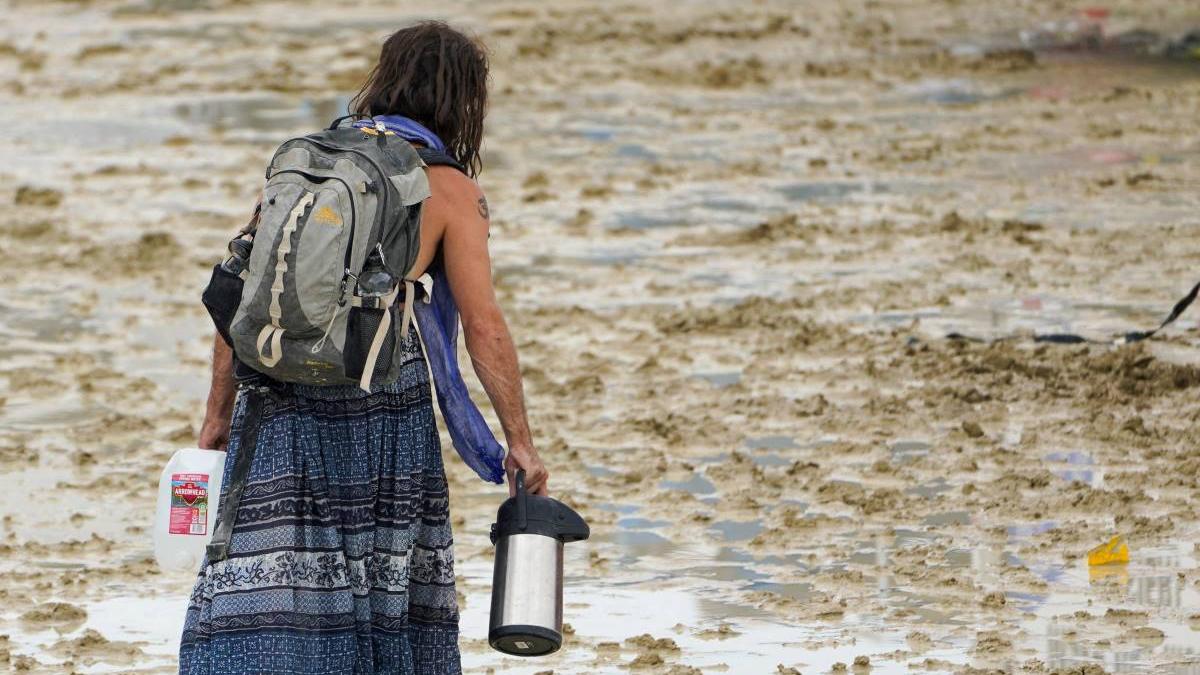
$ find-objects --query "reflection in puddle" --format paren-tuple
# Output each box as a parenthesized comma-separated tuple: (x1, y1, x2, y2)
(1044, 450, 1102, 485)
(85, 594, 186, 659)
(0, 303, 88, 343)
(571, 494, 1200, 670)
(585, 464, 620, 478)
(685, 563, 769, 584)
(5, 594, 185, 673)
(1007, 520, 1059, 539)
(1046, 449, 1094, 458)
(660, 473, 716, 496)
(458, 582, 922, 674)
(695, 451, 729, 465)
(616, 517, 669, 530)
(614, 212, 682, 229)
(555, 249, 647, 267)
(708, 520, 762, 542)
(893, 528, 941, 546)
(944, 548, 974, 567)
(923, 510, 972, 527)
(890, 439, 932, 463)
(402, 498, 1200, 672)
(898, 77, 1021, 105)
(858, 308, 944, 327)
(613, 143, 657, 161)
(748, 580, 817, 602)
(744, 434, 798, 450)
(32, 560, 89, 571)
(1024, 543, 1200, 674)
(603, 530, 676, 559)
(908, 477, 953, 499)
(777, 180, 886, 202)
(715, 547, 756, 564)
(692, 370, 741, 388)
(575, 126, 615, 142)
(595, 502, 640, 515)
(0, 396, 108, 431)
(701, 196, 758, 211)
(749, 452, 791, 468)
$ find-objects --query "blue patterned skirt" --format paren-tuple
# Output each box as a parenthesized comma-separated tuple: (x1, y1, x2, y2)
(180, 336, 461, 675)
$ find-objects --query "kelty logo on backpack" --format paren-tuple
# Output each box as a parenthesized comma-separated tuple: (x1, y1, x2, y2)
(313, 205, 343, 227)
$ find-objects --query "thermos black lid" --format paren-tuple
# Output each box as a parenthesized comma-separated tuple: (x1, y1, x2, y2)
(491, 470, 590, 544)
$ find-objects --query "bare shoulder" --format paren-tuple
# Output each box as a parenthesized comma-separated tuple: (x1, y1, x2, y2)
(424, 165, 489, 225)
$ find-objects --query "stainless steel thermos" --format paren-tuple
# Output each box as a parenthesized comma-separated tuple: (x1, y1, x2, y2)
(488, 469, 590, 656)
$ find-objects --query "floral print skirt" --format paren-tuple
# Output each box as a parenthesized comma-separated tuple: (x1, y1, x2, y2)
(179, 340, 460, 675)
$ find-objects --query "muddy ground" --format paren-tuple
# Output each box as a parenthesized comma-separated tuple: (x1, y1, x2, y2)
(1, 0, 1199, 673)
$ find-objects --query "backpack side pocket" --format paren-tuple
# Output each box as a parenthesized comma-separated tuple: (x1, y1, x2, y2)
(202, 263, 244, 348)
(344, 302, 395, 386)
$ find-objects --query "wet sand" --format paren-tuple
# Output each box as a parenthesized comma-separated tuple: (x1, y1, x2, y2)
(2, 0, 1200, 673)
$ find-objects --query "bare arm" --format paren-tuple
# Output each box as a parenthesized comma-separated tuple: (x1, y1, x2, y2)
(436, 172, 548, 495)
(198, 332, 237, 450)
(198, 194, 260, 451)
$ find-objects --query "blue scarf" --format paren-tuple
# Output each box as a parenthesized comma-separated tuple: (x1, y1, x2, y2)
(351, 115, 505, 484)
(353, 114, 447, 154)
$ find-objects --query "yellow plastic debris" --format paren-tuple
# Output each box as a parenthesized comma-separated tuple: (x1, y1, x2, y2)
(1087, 535, 1130, 566)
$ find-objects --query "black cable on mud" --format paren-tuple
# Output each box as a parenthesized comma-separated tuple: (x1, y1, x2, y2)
(945, 278, 1200, 346)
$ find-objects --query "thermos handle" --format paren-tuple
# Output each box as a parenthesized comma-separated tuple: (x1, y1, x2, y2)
(515, 469, 528, 531)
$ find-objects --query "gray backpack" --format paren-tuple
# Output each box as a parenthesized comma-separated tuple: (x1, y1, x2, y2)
(225, 118, 432, 390)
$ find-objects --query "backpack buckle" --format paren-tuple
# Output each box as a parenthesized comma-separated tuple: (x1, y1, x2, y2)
(338, 271, 353, 306)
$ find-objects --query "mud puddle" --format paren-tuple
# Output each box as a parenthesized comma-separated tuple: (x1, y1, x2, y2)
(172, 94, 350, 139)
(1018, 541, 1200, 674)
(5, 0, 1200, 672)
(455, 548, 935, 674)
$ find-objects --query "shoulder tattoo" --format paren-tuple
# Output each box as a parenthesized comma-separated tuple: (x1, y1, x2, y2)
(477, 195, 490, 221)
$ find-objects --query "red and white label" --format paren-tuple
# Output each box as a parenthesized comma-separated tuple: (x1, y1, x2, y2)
(169, 472, 209, 536)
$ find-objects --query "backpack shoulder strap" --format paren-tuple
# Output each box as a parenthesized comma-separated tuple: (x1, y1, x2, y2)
(413, 147, 471, 274)
(416, 147, 467, 175)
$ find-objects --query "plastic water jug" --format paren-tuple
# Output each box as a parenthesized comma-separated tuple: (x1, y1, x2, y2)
(153, 448, 226, 571)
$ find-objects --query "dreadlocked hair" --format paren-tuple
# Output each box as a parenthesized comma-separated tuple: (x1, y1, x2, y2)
(350, 21, 489, 177)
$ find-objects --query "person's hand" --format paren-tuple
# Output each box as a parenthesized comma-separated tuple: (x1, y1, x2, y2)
(198, 415, 231, 451)
(505, 446, 548, 496)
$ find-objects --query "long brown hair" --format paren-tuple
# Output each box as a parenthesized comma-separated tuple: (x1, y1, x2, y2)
(351, 22, 489, 176)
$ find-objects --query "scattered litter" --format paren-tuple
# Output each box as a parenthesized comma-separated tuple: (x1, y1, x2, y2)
(1087, 535, 1129, 566)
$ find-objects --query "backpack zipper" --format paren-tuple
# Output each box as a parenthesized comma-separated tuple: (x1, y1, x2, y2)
(289, 137, 393, 273)
(270, 168, 360, 338)
(272, 169, 358, 281)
